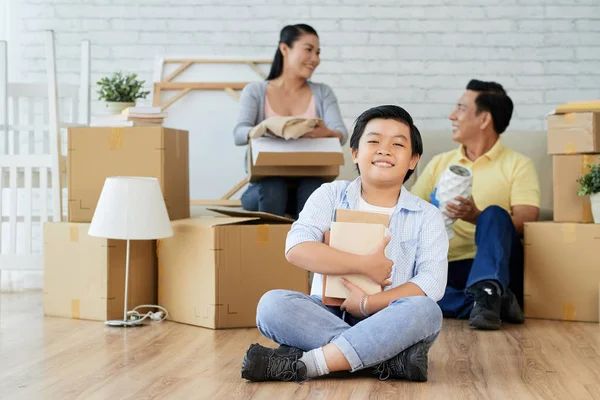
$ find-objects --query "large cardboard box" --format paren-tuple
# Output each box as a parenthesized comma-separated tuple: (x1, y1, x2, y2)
(524, 222, 600, 323)
(68, 126, 190, 223)
(43, 222, 157, 321)
(553, 154, 600, 222)
(548, 112, 600, 154)
(157, 210, 309, 329)
(248, 137, 344, 183)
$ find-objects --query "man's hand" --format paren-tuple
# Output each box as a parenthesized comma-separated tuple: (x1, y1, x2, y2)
(445, 196, 481, 225)
(362, 235, 393, 287)
(340, 278, 367, 319)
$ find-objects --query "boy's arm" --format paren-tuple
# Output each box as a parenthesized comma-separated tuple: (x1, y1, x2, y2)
(366, 208, 449, 314)
(285, 184, 392, 286)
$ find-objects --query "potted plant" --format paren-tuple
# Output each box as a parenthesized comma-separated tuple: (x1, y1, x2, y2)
(577, 160, 600, 223)
(97, 72, 150, 114)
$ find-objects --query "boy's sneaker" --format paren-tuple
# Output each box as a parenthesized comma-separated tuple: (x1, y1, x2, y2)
(467, 280, 502, 330)
(500, 289, 524, 324)
(373, 341, 429, 382)
(241, 343, 307, 382)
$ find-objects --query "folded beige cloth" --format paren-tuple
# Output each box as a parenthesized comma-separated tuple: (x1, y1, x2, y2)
(249, 116, 320, 140)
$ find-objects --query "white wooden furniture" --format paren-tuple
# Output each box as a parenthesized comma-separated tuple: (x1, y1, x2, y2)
(0, 31, 90, 290)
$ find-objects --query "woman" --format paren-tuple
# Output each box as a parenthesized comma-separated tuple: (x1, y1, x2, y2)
(233, 24, 348, 218)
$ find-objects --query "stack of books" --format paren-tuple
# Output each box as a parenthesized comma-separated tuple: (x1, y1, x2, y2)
(90, 106, 168, 127)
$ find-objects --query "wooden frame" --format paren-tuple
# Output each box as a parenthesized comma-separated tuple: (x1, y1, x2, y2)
(153, 58, 271, 207)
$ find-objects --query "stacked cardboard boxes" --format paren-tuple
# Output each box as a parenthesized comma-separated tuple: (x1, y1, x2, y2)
(44, 126, 312, 328)
(524, 108, 600, 323)
(44, 126, 190, 321)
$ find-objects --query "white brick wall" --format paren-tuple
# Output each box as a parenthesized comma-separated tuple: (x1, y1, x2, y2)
(8, 0, 600, 131)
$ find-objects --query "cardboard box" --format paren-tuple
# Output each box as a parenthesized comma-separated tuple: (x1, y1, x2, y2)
(248, 137, 344, 183)
(524, 222, 600, 323)
(553, 154, 600, 222)
(157, 209, 309, 329)
(547, 112, 600, 154)
(68, 126, 190, 223)
(43, 222, 157, 321)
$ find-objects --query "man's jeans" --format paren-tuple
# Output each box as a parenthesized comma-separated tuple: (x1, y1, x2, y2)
(256, 289, 443, 372)
(438, 206, 524, 319)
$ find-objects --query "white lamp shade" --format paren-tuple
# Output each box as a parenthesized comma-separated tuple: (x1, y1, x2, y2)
(88, 177, 174, 240)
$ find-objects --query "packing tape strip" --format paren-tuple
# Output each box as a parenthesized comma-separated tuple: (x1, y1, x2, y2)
(562, 223, 576, 243)
(71, 299, 81, 319)
(109, 128, 124, 150)
(69, 225, 79, 242)
(563, 113, 577, 124)
(563, 302, 576, 321)
(256, 225, 269, 248)
(565, 142, 576, 154)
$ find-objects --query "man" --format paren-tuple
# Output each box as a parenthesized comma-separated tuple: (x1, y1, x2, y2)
(411, 79, 540, 330)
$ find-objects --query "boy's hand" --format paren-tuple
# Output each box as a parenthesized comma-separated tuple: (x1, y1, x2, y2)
(340, 278, 366, 319)
(363, 235, 393, 287)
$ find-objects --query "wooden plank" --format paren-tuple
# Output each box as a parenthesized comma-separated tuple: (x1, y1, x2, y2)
(190, 199, 242, 207)
(164, 61, 193, 82)
(224, 88, 240, 101)
(246, 61, 267, 79)
(160, 88, 191, 112)
(163, 58, 271, 64)
(220, 176, 248, 200)
(155, 82, 249, 91)
(152, 85, 161, 108)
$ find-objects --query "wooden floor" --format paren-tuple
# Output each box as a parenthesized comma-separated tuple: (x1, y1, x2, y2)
(1, 291, 599, 400)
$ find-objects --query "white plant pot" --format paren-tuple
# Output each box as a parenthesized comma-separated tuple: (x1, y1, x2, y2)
(435, 165, 473, 240)
(105, 101, 135, 115)
(591, 193, 600, 223)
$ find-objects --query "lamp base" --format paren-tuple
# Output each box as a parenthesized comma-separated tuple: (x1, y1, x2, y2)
(105, 319, 145, 327)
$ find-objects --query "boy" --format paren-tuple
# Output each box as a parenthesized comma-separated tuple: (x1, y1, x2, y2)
(241, 105, 448, 382)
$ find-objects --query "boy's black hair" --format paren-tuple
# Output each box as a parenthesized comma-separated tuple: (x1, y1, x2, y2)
(466, 79, 513, 135)
(349, 105, 423, 183)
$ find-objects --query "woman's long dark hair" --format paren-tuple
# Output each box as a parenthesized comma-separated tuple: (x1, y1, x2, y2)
(266, 24, 319, 81)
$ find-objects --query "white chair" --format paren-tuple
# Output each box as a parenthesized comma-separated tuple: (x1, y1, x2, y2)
(0, 31, 90, 291)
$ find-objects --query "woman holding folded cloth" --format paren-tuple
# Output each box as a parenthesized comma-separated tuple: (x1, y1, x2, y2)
(233, 23, 348, 218)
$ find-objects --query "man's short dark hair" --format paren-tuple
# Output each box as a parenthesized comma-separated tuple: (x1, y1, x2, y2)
(349, 105, 423, 183)
(466, 79, 514, 135)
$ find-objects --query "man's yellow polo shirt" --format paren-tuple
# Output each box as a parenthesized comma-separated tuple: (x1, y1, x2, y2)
(411, 139, 540, 262)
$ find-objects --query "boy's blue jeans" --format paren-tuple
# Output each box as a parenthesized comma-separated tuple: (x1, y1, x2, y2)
(256, 290, 443, 372)
(241, 177, 323, 218)
(438, 206, 524, 319)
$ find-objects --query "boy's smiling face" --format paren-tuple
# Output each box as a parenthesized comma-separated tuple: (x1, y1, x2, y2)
(351, 118, 420, 186)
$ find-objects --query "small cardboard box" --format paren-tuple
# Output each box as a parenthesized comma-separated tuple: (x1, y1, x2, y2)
(553, 154, 600, 223)
(547, 112, 600, 155)
(43, 222, 157, 321)
(68, 126, 190, 223)
(524, 222, 600, 323)
(157, 209, 309, 329)
(248, 137, 344, 183)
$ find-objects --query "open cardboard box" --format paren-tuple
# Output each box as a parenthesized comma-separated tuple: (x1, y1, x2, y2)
(157, 208, 309, 329)
(248, 137, 344, 183)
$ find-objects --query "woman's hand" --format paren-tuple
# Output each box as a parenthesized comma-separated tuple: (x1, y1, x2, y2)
(303, 120, 333, 139)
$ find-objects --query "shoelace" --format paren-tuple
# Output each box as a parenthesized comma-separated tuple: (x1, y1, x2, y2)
(373, 355, 406, 381)
(266, 353, 307, 383)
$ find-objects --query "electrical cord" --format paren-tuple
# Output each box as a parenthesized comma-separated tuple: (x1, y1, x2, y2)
(126, 304, 169, 324)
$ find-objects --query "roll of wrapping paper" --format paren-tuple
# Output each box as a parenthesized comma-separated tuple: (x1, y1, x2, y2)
(435, 165, 473, 240)
(555, 100, 600, 114)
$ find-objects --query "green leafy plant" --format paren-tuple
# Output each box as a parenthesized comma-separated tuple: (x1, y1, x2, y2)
(577, 161, 600, 196)
(96, 72, 150, 103)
